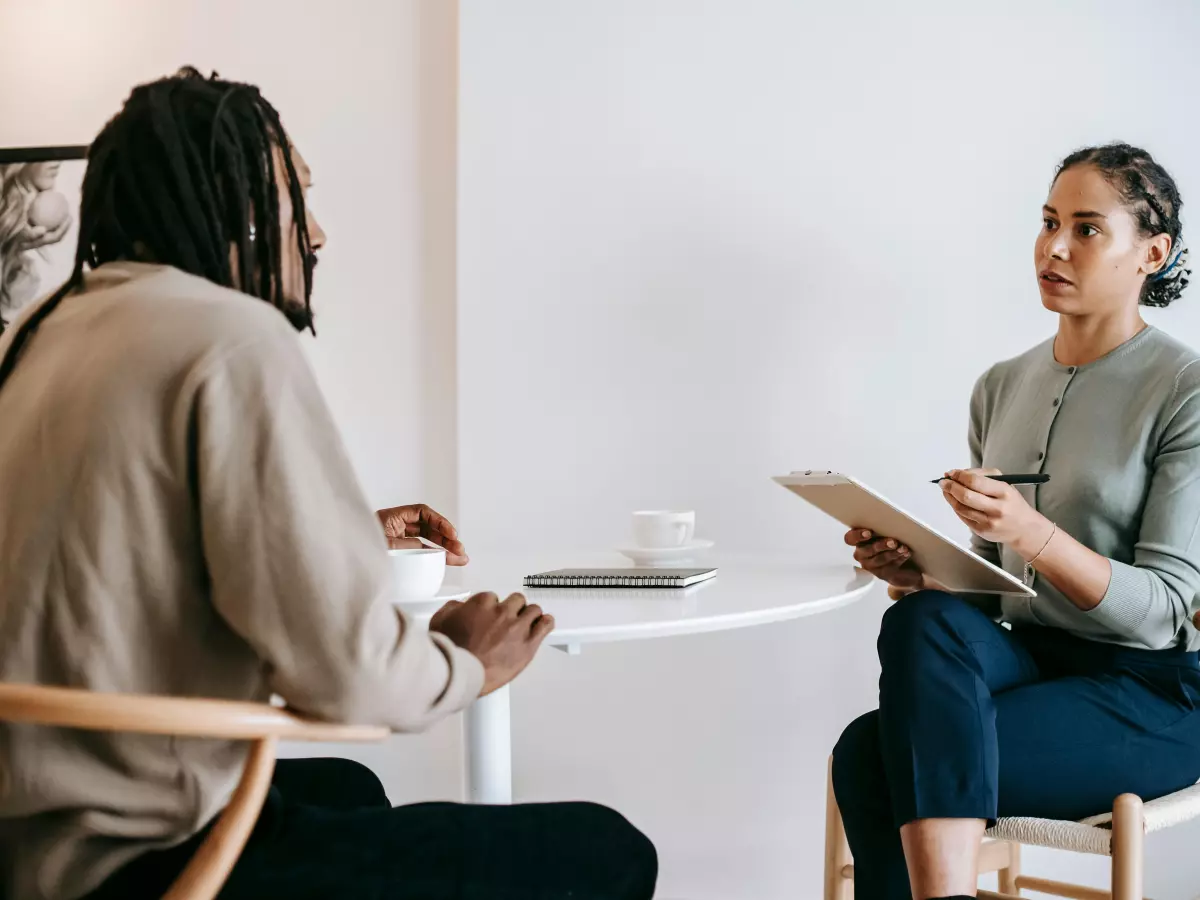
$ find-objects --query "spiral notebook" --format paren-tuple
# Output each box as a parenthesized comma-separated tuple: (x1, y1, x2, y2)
(523, 567, 717, 589)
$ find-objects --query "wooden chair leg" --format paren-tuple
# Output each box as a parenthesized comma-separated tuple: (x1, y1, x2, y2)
(824, 757, 853, 900)
(997, 842, 1021, 895)
(162, 737, 278, 900)
(1110, 793, 1144, 900)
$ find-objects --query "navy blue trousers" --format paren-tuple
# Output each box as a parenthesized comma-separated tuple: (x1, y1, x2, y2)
(832, 591, 1200, 900)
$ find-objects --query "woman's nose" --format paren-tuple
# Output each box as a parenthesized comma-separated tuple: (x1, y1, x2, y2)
(1046, 231, 1069, 260)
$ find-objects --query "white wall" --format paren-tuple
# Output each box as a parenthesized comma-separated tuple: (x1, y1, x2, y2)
(459, 1, 1200, 897)
(0, 0, 467, 801)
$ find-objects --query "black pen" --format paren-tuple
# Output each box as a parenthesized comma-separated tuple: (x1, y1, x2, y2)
(930, 474, 1050, 485)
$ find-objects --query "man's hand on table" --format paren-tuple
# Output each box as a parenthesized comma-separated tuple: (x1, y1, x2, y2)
(430, 593, 555, 696)
(377, 503, 468, 565)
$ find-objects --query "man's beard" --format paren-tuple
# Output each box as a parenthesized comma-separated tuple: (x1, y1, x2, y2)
(280, 251, 318, 333)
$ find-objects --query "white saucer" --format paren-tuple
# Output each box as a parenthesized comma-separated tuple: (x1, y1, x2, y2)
(616, 539, 715, 567)
(393, 586, 471, 612)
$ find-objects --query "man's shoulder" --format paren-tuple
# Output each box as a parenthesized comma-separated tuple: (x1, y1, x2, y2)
(128, 264, 300, 346)
(63, 264, 310, 400)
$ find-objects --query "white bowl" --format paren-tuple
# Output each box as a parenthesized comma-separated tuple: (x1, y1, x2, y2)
(388, 548, 446, 601)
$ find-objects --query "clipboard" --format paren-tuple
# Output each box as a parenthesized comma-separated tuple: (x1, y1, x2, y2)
(773, 471, 1035, 597)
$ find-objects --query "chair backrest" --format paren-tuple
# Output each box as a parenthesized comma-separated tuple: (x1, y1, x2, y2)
(0, 683, 388, 900)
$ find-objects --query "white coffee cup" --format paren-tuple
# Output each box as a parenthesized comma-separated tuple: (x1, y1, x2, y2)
(631, 510, 696, 548)
(389, 547, 446, 601)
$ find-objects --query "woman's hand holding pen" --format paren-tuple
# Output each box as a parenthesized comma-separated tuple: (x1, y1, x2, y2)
(939, 468, 1054, 560)
(941, 469, 1109, 610)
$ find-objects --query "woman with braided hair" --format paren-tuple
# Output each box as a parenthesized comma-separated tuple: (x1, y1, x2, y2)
(0, 68, 656, 900)
(836, 143, 1200, 899)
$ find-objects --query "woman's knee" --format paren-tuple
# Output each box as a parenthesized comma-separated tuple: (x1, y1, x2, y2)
(832, 711, 886, 813)
(877, 589, 978, 661)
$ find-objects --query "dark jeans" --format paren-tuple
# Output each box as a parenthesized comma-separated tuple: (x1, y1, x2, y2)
(85, 758, 657, 899)
(832, 590, 1200, 900)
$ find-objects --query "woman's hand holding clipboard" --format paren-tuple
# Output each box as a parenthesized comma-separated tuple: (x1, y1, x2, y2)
(773, 471, 1037, 597)
(844, 527, 924, 595)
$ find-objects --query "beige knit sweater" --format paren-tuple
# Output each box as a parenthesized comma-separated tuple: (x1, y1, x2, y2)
(0, 263, 483, 900)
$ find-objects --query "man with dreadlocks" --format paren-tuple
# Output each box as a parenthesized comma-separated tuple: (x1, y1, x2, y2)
(0, 69, 657, 900)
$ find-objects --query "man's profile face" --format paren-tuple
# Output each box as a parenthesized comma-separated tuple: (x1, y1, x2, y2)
(275, 144, 325, 317)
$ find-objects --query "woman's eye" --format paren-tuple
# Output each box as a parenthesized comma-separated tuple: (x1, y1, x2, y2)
(1043, 218, 1058, 232)
(1078, 224, 1099, 237)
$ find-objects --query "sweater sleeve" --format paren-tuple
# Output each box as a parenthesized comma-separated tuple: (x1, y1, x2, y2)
(191, 327, 484, 730)
(953, 371, 1005, 619)
(968, 372, 1002, 569)
(1084, 369, 1200, 649)
(955, 374, 1003, 619)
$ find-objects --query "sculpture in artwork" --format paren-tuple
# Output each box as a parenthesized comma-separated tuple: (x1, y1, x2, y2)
(0, 162, 73, 329)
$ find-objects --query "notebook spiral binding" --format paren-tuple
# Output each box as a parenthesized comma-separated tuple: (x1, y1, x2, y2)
(523, 573, 692, 589)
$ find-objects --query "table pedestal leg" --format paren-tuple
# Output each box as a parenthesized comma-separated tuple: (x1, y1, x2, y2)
(463, 685, 512, 804)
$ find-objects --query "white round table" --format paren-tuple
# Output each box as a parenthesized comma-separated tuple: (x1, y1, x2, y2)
(402, 553, 874, 804)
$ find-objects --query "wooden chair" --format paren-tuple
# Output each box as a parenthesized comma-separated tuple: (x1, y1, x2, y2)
(0, 683, 389, 900)
(824, 756, 1200, 900)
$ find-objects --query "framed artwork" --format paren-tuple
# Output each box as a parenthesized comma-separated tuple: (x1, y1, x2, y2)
(0, 145, 88, 326)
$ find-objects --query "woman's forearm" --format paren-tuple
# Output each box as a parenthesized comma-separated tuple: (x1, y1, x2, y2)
(1010, 515, 1111, 611)
(887, 525, 1111, 613)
